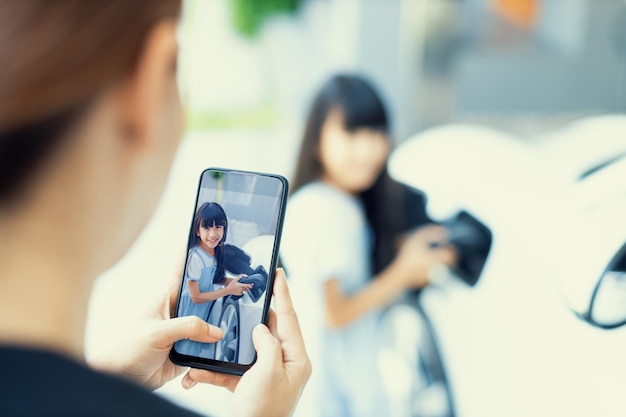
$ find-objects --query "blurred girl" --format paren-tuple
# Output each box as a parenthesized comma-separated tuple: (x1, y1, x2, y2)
(281, 74, 456, 417)
(175, 202, 252, 357)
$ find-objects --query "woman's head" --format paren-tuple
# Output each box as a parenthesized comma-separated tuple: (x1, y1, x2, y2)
(292, 74, 390, 195)
(0, 1, 183, 272)
(190, 202, 228, 284)
(0, 0, 182, 201)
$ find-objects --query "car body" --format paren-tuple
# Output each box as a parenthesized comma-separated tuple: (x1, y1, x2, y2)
(206, 235, 275, 365)
(382, 116, 626, 417)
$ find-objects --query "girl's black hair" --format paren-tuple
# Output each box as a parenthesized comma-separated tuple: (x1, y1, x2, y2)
(291, 74, 431, 274)
(292, 74, 389, 194)
(189, 202, 228, 284)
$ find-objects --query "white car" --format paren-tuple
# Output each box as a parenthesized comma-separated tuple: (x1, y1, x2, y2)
(381, 116, 626, 417)
(206, 235, 275, 365)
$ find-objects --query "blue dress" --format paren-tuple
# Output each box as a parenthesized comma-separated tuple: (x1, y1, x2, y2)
(175, 246, 217, 358)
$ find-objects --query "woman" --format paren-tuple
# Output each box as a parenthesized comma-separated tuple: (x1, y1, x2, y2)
(281, 74, 456, 416)
(0, 1, 310, 416)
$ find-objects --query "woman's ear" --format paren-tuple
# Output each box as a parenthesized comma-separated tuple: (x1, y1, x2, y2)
(116, 20, 180, 150)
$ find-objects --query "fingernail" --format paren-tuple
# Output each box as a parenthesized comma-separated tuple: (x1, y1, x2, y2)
(210, 324, 224, 337)
(253, 323, 269, 335)
(182, 376, 197, 390)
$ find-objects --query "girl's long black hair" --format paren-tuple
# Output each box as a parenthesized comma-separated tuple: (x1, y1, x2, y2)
(188, 202, 228, 284)
(291, 74, 431, 274)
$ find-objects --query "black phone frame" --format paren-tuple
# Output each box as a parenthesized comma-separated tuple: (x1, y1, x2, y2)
(168, 167, 289, 376)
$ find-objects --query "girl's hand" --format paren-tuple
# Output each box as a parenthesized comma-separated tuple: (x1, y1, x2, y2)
(183, 269, 312, 417)
(393, 224, 458, 288)
(227, 279, 254, 296)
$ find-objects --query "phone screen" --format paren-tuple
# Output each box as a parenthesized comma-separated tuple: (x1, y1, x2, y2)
(170, 168, 288, 374)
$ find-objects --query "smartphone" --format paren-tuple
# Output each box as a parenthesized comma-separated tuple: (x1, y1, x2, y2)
(169, 168, 288, 375)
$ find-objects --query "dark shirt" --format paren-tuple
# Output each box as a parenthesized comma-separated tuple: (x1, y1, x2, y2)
(0, 346, 204, 417)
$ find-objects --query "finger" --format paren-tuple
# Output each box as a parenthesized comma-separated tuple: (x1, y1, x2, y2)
(417, 224, 448, 241)
(438, 246, 458, 266)
(267, 309, 278, 339)
(149, 316, 223, 349)
(169, 255, 187, 315)
(252, 323, 282, 370)
(181, 372, 197, 390)
(168, 283, 179, 317)
(185, 369, 240, 392)
(271, 269, 308, 364)
(434, 226, 449, 241)
(272, 269, 295, 315)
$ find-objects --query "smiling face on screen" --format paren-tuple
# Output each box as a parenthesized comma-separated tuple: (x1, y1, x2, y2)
(191, 202, 228, 256)
(197, 222, 225, 254)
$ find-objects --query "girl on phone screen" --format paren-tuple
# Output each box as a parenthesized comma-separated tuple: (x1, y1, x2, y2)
(281, 74, 457, 417)
(175, 202, 252, 357)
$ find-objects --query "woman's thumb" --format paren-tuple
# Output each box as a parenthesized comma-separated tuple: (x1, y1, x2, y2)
(252, 324, 282, 368)
(152, 316, 224, 348)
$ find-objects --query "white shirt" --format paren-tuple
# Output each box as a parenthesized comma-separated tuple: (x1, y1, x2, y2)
(281, 181, 388, 417)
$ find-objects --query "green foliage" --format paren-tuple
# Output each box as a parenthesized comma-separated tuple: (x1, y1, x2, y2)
(186, 102, 278, 131)
(229, 0, 301, 38)
(209, 170, 224, 180)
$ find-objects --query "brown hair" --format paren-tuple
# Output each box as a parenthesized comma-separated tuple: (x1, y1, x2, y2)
(0, 0, 181, 204)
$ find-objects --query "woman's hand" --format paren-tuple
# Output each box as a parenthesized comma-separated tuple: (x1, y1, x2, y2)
(88, 268, 311, 416)
(88, 285, 225, 389)
(183, 269, 312, 417)
(393, 224, 458, 288)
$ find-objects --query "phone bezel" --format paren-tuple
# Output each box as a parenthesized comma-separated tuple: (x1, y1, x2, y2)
(168, 167, 289, 375)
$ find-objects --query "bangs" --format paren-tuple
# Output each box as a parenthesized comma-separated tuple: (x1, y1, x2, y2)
(337, 94, 387, 133)
(200, 218, 226, 228)
(198, 203, 227, 228)
(328, 75, 388, 133)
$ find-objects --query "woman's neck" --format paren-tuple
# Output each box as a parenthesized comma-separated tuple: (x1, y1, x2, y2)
(0, 213, 93, 361)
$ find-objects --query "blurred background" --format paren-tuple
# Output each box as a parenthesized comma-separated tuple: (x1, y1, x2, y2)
(178, 0, 626, 140)
(86, 0, 626, 416)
